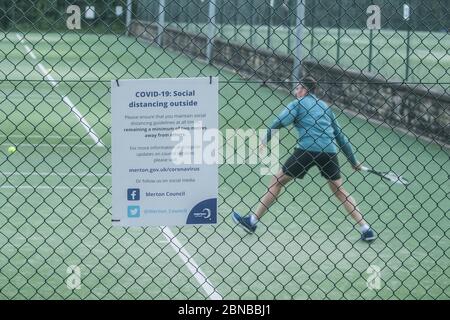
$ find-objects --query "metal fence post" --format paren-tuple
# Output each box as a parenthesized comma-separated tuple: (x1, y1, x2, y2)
(157, 0, 166, 46)
(267, 0, 274, 49)
(310, 0, 316, 59)
(405, 26, 411, 81)
(404, 3, 412, 81)
(292, 0, 306, 86)
(126, 0, 132, 36)
(250, 0, 256, 46)
(284, 0, 291, 54)
(206, 0, 217, 62)
(336, 2, 342, 65)
(234, 1, 238, 41)
(368, 28, 374, 72)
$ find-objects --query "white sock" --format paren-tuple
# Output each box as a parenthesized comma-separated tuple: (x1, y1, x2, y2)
(360, 224, 370, 233)
(249, 214, 259, 226)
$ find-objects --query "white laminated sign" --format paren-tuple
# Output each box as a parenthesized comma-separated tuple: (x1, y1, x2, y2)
(111, 77, 219, 226)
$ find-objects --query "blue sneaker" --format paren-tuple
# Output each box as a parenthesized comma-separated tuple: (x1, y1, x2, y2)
(361, 229, 376, 242)
(232, 212, 257, 234)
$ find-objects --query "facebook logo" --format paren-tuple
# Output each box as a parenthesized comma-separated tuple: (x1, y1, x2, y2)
(127, 206, 140, 218)
(127, 188, 140, 201)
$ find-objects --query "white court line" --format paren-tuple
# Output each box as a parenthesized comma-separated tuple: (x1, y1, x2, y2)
(160, 226, 222, 300)
(2, 171, 111, 177)
(16, 33, 104, 147)
(0, 95, 62, 103)
(0, 142, 105, 149)
(0, 134, 97, 143)
(0, 185, 108, 190)
(23, 44, 36, 59)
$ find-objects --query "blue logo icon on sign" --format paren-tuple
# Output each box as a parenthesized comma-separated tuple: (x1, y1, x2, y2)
(186, 198, 217, 224)
(127, 188, 140, 201)
(127, 206, 140, 218)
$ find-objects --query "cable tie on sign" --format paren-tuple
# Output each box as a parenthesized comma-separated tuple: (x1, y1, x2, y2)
(209, 76, 212, 84)
(116, 79, 119, 87)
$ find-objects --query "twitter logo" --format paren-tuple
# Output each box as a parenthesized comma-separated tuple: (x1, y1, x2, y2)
(127, 206, 140, 218)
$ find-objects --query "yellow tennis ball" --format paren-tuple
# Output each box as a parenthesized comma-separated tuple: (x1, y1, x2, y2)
(8, 146, 16, 154)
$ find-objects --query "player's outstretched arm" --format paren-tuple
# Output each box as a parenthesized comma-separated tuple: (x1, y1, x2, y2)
(262, 101, 298, 145)
(329, 109, 360, 170)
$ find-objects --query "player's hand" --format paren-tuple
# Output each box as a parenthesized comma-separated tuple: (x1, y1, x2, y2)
(352, 162, 363, 171)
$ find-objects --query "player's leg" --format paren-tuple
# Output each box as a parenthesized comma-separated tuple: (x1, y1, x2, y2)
(327, 179, 375, 241)
(319, 153, 376, 242)
(327, 178, 367, 226)
(232, 149, 311, 233)
(232, 169, 293, 233)
(253, 149, 313, 221)
(254, 170, 294, 219)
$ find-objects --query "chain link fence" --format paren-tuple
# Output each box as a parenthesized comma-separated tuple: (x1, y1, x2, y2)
(0, 0, 448, 299)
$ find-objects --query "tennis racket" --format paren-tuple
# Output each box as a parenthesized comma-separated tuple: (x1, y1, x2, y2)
(361, 166, 410, 186)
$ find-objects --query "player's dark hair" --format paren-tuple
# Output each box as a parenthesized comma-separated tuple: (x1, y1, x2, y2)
(300, 76, 317, 93)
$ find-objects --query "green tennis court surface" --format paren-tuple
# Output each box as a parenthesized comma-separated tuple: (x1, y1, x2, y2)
(0, 32, 448, 299)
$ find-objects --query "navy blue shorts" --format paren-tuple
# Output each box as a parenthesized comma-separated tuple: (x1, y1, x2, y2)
(282, 149, 341, 181)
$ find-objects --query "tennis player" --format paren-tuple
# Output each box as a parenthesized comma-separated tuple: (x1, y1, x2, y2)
(232, 77, 376, 242)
